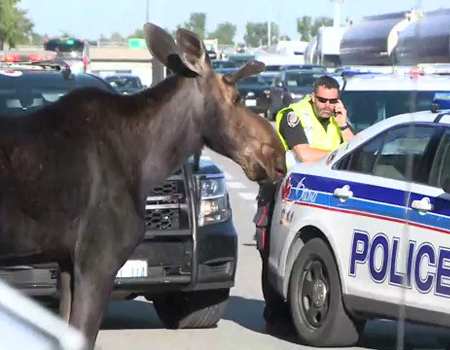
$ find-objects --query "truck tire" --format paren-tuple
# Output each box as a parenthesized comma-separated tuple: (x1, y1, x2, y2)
(153, 288, 230, 329)
(288, 238, 365, 347)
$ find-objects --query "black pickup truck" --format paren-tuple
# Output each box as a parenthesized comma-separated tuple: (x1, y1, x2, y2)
(0, 62, 237, 329)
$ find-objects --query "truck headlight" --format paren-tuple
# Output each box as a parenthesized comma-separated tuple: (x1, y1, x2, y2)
(195, 175, 231, 226)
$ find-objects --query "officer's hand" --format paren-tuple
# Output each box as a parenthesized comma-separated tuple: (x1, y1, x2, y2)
(334, 99, 348, 127)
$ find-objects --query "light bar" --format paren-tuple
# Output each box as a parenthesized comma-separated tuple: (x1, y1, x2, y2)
(339, 65, 396, 76)
(1, 52, 57, 63)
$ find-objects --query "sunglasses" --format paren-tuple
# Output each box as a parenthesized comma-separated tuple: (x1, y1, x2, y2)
(315, 96, 339, 104)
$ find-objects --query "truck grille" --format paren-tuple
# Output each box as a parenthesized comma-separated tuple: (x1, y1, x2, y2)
(145, 174, 189, 231)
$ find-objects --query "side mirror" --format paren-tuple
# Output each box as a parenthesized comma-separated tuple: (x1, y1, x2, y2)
(443, 178, 450, 194)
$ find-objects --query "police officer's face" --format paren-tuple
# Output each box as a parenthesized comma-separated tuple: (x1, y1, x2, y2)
(312, 86, 339, 119)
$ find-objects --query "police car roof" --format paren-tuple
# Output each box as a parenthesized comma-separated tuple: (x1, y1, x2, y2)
(342, 73, 450, 91)
(0, 66, 110, 89)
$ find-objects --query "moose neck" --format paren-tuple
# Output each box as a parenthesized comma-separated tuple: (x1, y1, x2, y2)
(135, 75, 204, 197)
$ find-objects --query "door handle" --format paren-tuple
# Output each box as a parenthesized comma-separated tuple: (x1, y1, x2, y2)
(333, 185, 353, 200)
(411, 197, 432, 213)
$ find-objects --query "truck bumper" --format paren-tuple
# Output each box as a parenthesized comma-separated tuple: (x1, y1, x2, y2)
(0, 219, 238, 299)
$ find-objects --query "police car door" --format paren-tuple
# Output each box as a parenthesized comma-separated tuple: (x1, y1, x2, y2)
(331, 123, 438, 314)
(404, 123, 450, 322)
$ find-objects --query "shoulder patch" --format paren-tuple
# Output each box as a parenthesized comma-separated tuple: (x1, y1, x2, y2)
(287, 111, 300, 128)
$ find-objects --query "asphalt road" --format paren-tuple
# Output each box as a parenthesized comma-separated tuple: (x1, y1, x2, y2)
(96, 148, 450, 350)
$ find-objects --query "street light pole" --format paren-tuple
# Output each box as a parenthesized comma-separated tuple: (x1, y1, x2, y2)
(146, 0, 149, 22)
(332, 0, 345, 27)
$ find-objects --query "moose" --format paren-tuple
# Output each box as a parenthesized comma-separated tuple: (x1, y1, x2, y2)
(0, 23, 286, 347)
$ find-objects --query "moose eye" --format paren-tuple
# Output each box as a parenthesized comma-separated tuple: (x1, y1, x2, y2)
(234, 94, 241, 104)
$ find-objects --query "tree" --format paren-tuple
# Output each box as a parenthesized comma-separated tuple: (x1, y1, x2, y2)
(128, 28, 144, 38)
(296, 16, 313, 41)
(182, 12, 206, 39)
(244, 22, 278, 47)
(110, 32, 124, 42)
(296, 16, 333, 41)
(0, 0, 19, 50)
(207, 22, 236, 45)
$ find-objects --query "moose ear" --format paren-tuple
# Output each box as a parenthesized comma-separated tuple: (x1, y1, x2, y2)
(143, 22, 178, 69)
(175, 28, 212, 77)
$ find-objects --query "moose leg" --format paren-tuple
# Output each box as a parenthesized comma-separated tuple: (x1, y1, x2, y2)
(69, 266, 115, 348)
(58, 261, 73, 322)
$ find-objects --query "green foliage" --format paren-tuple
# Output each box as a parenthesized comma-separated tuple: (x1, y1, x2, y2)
(182, 12, 206, 40)
(296, 16, 333, 41)
(243, 22, 278, 47)
(207, 22, 236, 45)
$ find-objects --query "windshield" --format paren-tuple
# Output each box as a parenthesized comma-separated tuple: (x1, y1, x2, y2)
(212, 61, 238, 69)
(105, 76, 142, 89)
(237, 76, 271, 87)
(44, 39, 85, 60)
(341, 90, 447, 132)
(44, 39, 84, 53)
(260, 74, 276, 85)
(285, 73, 317, 87)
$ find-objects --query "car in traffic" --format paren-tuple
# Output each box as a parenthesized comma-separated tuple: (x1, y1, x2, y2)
(104, 73, 145, 94)
(267, 109, 450, 346)
(236, 74, 272, 117)
(211, 59, 240, 70)
(265, 64, 325, 72)
(267, 69, 335, 120)
(0, 58, 238, 330)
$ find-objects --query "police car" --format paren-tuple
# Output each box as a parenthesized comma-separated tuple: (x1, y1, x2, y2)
(268, 109, 450, 346)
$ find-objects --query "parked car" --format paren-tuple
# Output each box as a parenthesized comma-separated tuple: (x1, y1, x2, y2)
(104, 73, 145, 94)
(267, 69, 332, 120)
(0, 59, 238, 330)
(267, 109, 450, 346)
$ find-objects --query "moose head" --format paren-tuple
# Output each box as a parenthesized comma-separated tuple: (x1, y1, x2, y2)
(144, 23, 286, 182)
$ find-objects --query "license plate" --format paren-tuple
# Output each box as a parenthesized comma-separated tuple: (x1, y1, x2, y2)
(116, 260, 147, 278)
(245, 99, 257, 106)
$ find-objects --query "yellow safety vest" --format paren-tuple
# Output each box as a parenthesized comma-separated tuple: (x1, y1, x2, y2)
(276, 95, 342, 168)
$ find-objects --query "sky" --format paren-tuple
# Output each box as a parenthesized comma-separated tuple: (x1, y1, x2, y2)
(19, 0, 450, 42)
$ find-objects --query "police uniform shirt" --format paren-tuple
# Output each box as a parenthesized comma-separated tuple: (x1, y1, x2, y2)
(279, 106, 333, 149)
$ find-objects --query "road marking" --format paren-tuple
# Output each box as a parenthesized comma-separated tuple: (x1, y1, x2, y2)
(239, 192, 257, 201)
(227, 181, 246, 189)
(224, 171, 234, 180)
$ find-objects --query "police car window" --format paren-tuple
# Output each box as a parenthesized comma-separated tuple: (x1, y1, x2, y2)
(338, 133, 386, 173)
(429, 129, 450, 188)
(372, 125, 435, 183)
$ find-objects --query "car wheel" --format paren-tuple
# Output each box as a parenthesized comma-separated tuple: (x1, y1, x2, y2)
(153, 288, 229, 329)
(289, 238, 365, 346)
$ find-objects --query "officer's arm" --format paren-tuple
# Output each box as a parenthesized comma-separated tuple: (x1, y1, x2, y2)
(280, 110, 330, 163)
(292, 144, 330, 163)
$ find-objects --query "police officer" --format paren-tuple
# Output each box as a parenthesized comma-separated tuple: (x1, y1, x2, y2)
(253, 75, 354, 329)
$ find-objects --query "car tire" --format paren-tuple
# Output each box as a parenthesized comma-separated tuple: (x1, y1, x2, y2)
(153, 288, 230, 329)
(288, 238, 365, 347)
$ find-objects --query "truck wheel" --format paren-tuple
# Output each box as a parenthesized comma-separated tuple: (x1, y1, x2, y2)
(288, 238, 364, 346)
(153, 288, 229, 329)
